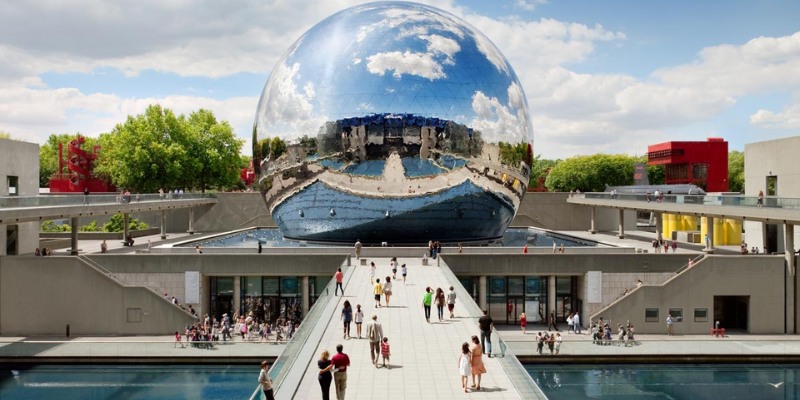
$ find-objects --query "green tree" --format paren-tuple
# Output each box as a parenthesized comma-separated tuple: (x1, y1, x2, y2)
(95, 105, 192, 192)
(185, 109, 245, 192)
(546, 154, 659, 192)
(498, 141, 528, 168)
(101, 214, 150, 232)
(528, 155, 560, 189)
(38, 133, 100, 187)
(728, 150, 744, 193)
(0, 130, 11, 139)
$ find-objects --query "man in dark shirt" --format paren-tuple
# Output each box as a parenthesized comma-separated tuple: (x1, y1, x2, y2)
(478, 309, 493, 357)
(331, 344, 350, 400)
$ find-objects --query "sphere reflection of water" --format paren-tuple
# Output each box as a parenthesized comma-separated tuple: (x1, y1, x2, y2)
(254, 2, 533, 243)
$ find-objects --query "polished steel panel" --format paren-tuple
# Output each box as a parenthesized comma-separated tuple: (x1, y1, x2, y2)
(254, 2, 533, 243)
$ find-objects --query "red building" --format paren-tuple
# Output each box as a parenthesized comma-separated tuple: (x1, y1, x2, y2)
(647, 138, 729, 192)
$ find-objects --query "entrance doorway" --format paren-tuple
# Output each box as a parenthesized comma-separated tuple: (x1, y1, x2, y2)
(6, 225, 18, 255)
(714, 296, 749, 331)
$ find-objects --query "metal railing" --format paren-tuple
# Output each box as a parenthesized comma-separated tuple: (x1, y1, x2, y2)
(249, 258, 354, 400)
(438, 259, 548, 399)
(0, 193, 216, 208)
(578, 192, 800, 210)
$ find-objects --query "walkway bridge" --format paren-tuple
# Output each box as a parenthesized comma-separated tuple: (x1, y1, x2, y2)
(0, 193, 216, 254)
(259, 257, 546, 400)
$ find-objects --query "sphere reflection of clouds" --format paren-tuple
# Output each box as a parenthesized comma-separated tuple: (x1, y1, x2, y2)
(254, 2, 534, 243)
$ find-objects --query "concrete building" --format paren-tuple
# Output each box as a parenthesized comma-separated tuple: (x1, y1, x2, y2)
(0, 138, 39, 256)
(744, 135, 800, 253)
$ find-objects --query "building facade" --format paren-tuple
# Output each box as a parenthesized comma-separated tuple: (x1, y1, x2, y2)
(0, 138, 39, 255)
(648, 138, 729, 192)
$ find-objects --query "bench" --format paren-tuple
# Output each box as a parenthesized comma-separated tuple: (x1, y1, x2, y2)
(710, 328, 726, 337)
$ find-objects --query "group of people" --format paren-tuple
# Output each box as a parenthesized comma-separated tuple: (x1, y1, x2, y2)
(422, 286, 457, 323)
(740, 242, 762, 254)
(652, 239, 678, 253)
(33, 247, 53, 256)
(159, 187, 185, 199)
(428, 240, 442, 259)
(590, 319, 637, 346)
(535, 331, 562, 355)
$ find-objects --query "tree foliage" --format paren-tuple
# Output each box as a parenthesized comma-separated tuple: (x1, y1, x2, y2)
(529, 155, 560, 188)
(255, 137, 287, 161)
(102, 214, 149, 232)
(498, 141, 528, 168)
(0, 130, 11, 139)
(95, 105, 243, 192)
(546, 154, 664, 192)
(728, 150, 744, 193)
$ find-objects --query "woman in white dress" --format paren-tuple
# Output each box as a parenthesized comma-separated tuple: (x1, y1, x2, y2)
(458, 342, 472, 392)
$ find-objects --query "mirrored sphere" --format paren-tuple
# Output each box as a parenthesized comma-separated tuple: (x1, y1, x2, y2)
(254, 1, 533, 243)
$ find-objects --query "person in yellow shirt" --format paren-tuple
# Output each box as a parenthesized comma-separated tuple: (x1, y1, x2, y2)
(373, 279, 383, 308)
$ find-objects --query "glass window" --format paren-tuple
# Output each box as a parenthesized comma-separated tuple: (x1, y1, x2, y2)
(694, 308, 708, 322)
(508, 277, 524, 296)
(556, 277, 572, 293)
(692, 163, 708, 179)
(489, 277, 506, 296)
(281, 277, 299, 296)
(525, 277, 543, 296)
(243, 276, 262, 296)
(669, 308, 683, 322)
(7, 176, 18, 196)
(263, 278, 280, 295)
(645, 308, 659, 322)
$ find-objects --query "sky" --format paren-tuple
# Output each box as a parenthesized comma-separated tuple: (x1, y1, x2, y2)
(1, 0, 799, 159)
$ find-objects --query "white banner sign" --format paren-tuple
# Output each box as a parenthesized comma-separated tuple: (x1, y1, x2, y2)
(185, 271, 200, 304)
(587, 271, 602, 304)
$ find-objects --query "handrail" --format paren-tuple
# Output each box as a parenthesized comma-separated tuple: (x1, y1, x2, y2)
(248, 258, 354, 400)
(438, 258, 547, 399)
(590, 254, 706, 319)
(576, 192, 800, 210)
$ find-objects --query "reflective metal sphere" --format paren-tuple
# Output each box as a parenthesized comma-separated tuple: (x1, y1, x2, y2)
(254, 1, 533, 243)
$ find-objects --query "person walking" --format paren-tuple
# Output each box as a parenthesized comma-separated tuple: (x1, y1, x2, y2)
(380, 337, 391, 368)
(567, 312, 574, 333)
(334, 268, 344, 296)
(365, 315, 383, 366)
(519, 312, 527, 334)
(354, 239, 362, 259)
(757, 190, 764, 207)
(435, 287, 446, 322)
(573, 312, 581, 334)
(331, 344, 350, 400)
(83, 186, 89, 205)
(401, 263, 407, 283)
(368, 262, 376, 285)
(354, 304, 364, 339)
(318, 350, 334, 400)
(383, 277, 393, 307)
(469, 335, 486, 390)
(341, 300, 352, 339)
(446, 286, 457, 318)
(258, 242, 262, 254)
(258, 361, 275, 400)
(478, 309, 493, 356)
(390, 257, 398, 279)
(548, 311, 559, 331)
(373, 279, 383, 308)
(458, 342, 471, 393)
(666, 314, 675, 336)
(555, 332, 562, 355)
(422, 287, 433, 323)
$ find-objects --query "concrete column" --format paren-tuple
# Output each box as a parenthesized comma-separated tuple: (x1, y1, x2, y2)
(69, 217, 79, 255)
(704, 217, 716, 253)
(547, 275, 557, 319)
(302, 276, 310, 317)
(188, 208, 195, 235)
(233, 276, 241, 315)
(478, 276, 487, 310)
(617, 209, 625, 239)
(160, 210, 167, 239)
(123, 213, 130, 243)
(785, 224, 796, 334)
(655, 213, 663, 240)
(589, 207, 597, 234)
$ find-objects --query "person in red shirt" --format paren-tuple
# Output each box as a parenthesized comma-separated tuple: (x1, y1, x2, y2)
(331, 344, 350, 400)
(334, 268, 344, 296)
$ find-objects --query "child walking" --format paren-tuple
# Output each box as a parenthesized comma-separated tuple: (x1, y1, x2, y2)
(458, 342, 471, 392)
(381, 337, 391, 368)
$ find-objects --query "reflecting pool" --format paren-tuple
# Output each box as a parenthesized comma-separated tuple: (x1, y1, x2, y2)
(185, 227, 598, 248)
(0, 365, 255, 400)
(526, 364, 800, 400)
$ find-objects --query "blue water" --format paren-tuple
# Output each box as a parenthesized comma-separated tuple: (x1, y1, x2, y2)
(401, 157, 445, 177)
(189, 228, 596, 248)
(0, 365, 256, 400)
(526, 364, 800, 400)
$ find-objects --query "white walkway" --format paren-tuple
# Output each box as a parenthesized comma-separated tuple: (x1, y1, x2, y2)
(293, 257, 523, 399)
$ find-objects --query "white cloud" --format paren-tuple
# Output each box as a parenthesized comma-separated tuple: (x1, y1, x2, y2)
(750, 104, 800, 129)
(470, 88, 529, 143)
(256, 62, 324, 140)
(366, 51, 446, 80)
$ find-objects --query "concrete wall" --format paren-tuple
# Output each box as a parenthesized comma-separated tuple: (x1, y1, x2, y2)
(513, 192, 636, 232)
(0, 139, 39, 255)
(0, 256, 196, 336)
(591, 255, 786, 334)
(445, 253, 687, 276)
(744, 136, 800, 252)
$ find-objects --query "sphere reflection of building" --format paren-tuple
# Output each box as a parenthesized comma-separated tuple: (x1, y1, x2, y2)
(254, 1, 533, 243)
